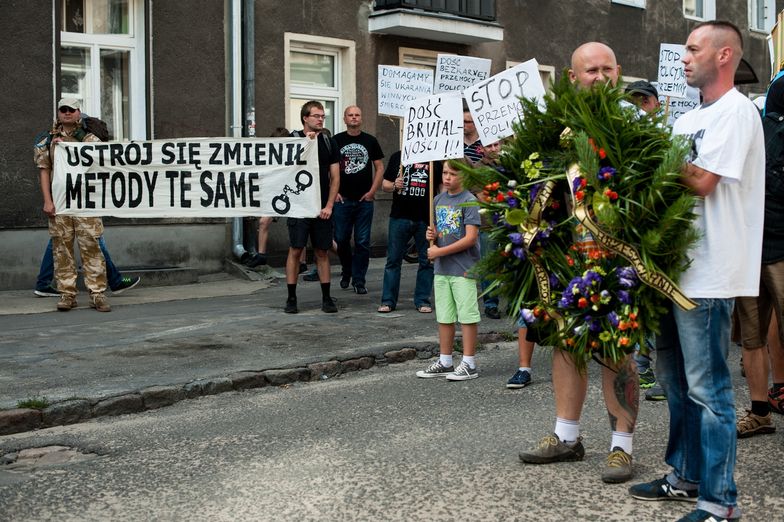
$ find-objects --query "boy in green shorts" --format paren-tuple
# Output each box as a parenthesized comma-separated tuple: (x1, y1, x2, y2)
(416, 158, 482, 381)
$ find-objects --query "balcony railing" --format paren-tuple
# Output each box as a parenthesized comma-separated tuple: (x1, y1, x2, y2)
(374, 0, 496, 22)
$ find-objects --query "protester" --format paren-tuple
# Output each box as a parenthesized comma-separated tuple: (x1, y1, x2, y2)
(378, 152, 441, 314)
(462, 103, 483, 164)
(416, 158, 481, 381)
(518, 42, 638, 485)
(734, 73, 784, 439)
(629, 22, 765, 522)
(34, 98, 111, 312)
(285, 101, 340, 314)
(625, 80, 661, 114)
(332, 106, 384, 294)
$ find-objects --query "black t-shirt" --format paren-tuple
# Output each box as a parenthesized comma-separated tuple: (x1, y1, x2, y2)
(292, 130, 340, 207)
(384, 151, 443, 223)
(333, 131, 384, 201)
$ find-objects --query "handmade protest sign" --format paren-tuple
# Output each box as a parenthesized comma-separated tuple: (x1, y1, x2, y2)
(51, 137, 320, 218)
(378, 65, 434, 118)
(658, 43, 687, 98)
(463, 59, 546, 145)
(401, 93, 463, 165)
(662, 84, 700, 126)
(434, 54, 492, 93)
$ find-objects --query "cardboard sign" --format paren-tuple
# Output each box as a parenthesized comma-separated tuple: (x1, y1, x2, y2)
(378, 65, 434, 118)
(401, 94, 464, 165)
(463, 59, 546, 144)
(658, 43, 688, 98)
(51, 137, 321, 218)
(661, 84, 700, 126)
(434, 54, 492, 93)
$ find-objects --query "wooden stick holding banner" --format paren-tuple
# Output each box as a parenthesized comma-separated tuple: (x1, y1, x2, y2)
(429, 160, 435, 247)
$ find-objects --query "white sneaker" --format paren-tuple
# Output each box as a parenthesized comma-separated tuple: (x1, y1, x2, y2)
(445, 361, 478, 381)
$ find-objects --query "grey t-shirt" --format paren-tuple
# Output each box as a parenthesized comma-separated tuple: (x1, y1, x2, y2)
(433, 189, 481, 277)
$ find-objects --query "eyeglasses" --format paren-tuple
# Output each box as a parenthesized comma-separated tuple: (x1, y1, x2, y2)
(59, 106, 78, 114)
(308, 113, 326, 120)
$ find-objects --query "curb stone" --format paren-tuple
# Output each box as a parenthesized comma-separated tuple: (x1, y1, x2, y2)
(0, 339, 465, 436)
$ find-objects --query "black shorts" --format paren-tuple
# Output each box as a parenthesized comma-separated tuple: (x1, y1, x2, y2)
(287, 217, 333, 251)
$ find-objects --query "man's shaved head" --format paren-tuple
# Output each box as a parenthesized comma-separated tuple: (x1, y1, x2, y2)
(694, 21, 744, 69)
(569, 42, 620, 89)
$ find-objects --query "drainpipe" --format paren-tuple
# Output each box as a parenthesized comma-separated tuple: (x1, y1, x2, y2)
(230, 0, 253, 261)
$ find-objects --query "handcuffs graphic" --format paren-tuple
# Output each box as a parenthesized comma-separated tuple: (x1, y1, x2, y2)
(272, 170, 313, 215)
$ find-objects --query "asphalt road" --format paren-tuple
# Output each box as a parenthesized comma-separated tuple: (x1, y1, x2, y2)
(1, 343, 781, 521)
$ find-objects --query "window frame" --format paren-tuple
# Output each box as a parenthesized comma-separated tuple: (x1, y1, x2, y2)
(59, 0, 146, 140)
(683, 0, 716, 21)
(611, 0, 646, 8)
(284, 33, 356, 135)
(749, 0, 777, 34)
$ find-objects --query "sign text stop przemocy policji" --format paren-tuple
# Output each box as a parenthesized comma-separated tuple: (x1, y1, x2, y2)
(52, 137, 320, 218)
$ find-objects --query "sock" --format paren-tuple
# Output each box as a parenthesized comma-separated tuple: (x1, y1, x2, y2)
(320, 282, 331, 300)
(462, 355, 476, 369)
(610, 431, 633, 454)
(287, 284, 297, 300)
(554, 417, 580, 443)
(440, 354, 453, 368)
(751, 400, 770, 416)
(519, 366, 531, 374)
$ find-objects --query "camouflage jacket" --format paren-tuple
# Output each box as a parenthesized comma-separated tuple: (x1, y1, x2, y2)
(34, 119, 99, 171)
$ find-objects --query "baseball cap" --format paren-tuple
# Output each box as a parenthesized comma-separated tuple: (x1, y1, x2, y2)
(625, 81, 658, 99)
(57, 97, 81, 110)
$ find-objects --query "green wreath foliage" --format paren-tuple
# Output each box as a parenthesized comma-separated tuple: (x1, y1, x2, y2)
(459, 74, 699, 367)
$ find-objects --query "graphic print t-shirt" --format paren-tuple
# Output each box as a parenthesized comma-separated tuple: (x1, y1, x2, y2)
(384, 151, 443, 223)
(433, 189, 481, 277)
(333, 131, 384, 200)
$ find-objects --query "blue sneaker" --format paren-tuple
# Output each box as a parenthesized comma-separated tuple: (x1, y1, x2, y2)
(506, 369, 531, 389)
(676, 509, 739, 522)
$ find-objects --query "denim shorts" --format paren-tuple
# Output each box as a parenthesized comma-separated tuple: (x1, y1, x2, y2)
(434, 274, 481, 324)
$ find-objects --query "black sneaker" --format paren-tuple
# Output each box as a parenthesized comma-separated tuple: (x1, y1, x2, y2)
(675, 509, 739, 522)
(519, 433, 585, 464)
(485, 307, 501, 319)
(506, 369, 531, 389)
(645, 384, 667, 401)
(352, 283, 367, 295)
(298, 263, 308, 274)
(321, 297, 338, 313)
(284, 298, 298, 314)
(34, 284, 60, 297)
(245, 253, 267, 268)
(340, 275, 351, 289)
(638, 368, 656, 389)
(111, 276, 141, 294)
(302, 268, 319, 282)
(628, 476, 698, 502)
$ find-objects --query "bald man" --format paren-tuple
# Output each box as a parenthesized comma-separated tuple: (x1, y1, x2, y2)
(519, 41, 639, 486)
(629, 22, 764, 522)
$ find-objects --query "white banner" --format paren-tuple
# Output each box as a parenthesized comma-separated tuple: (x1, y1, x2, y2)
(434, 54, 492, 93)
(52, 137, 321, 218)
(463, 59, 546, 145)
(378, 65, 434, 118)
(401, 93, 464, 166)
(660, 84, 701, 126)
(657, 43, 688, 98)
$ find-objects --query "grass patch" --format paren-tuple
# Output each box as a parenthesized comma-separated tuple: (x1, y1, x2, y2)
(17, 397, 50, 410)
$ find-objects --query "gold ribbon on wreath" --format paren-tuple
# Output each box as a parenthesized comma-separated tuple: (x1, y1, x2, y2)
(565, 164, 696, 311)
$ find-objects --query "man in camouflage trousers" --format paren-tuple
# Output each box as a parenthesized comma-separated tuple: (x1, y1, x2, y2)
(35, 97, 110, 312)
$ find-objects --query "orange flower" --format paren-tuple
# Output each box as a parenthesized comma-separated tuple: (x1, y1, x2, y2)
(575, 190, 585, 201)
(598, 148, 607, 159)
(619, 337, 630, 346)
(496, 193, 506, 202)
(578, 297, 589, 308)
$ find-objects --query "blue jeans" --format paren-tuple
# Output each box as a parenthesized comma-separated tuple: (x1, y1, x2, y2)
(36, 237, 123, 291)
(656, 299, 739, 517)
(333, 199, 374, 286)
(381, 217, 432, 310)
(479, 230, 499, 309)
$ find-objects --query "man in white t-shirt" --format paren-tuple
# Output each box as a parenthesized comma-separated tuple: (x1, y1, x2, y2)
(629, 21, 764, 522)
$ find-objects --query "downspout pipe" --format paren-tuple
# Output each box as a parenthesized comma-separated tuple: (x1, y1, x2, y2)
(231, 0, 254, 261)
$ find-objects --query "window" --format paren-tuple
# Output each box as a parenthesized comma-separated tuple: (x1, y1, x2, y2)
(683, 0, 715, 20)
(612, 0, 646, 8)
(285, 34, 356, 135)
(60, 0, 146, 140)
(399, 47, 439, 73)
(750, 0, 776, 33)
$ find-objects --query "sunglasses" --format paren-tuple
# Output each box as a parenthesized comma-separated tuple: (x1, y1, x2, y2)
(58, 106, 78, 114)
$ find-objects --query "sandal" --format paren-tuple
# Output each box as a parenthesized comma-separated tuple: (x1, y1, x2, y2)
(377, 305, 393, 313)
(417, 305, 433, 313)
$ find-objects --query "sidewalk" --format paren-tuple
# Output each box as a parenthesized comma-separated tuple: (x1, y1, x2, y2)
(0, 258, 505, 434)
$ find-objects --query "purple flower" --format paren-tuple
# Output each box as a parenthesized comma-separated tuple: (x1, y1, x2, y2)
(599, 166, 617, 181)
(587, 318, 602, 333)
(530, 182, 542, 202)
(549, 273, 560, 290)
(512, 247, 526, 260)
(507, 196, 519, 208)
(520, 308, 536, 325)
(509, 232, 523, 245)
(617, 266, 637, 281)
(617, 290, 631, 304)
(583, 270, 602, 287)
(571, 176, 584, 193)
(491, 213, 501, 225)
(607, 311, 619, 327)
